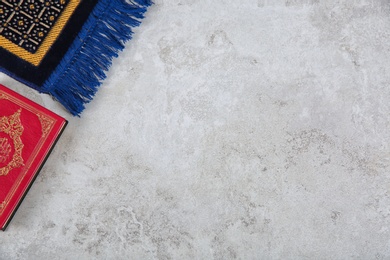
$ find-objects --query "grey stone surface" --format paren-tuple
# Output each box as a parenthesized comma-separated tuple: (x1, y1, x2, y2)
(1, 0, 390, 259)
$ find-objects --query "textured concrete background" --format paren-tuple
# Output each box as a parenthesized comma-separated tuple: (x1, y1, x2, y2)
(1, 0, 390, 259)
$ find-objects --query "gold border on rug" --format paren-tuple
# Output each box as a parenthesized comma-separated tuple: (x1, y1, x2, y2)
(0, 0, 81, 66)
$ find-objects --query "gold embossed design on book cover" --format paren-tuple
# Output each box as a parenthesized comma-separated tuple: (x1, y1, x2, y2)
(0, 90, 56, 215)
(0, 109, 24, 176)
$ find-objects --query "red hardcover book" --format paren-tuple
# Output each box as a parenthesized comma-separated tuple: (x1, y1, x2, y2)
(0, 84, 67, 230)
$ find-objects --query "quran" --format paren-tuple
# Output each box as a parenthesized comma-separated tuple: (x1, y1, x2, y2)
(0, 84, 67, 230)
(0, 0, 151, 115)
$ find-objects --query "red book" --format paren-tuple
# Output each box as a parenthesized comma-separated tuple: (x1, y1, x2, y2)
(0, 84, 67, 230)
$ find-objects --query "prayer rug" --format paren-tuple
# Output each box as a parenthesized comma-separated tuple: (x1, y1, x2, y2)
(0, 0, 151, 115)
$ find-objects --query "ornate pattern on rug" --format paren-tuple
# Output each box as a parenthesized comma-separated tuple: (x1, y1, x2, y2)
(0, 0, 79, 65)
(0, 0, 152, 115)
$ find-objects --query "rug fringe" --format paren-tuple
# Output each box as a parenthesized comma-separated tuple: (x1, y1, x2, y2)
(42, 0, 152, 116)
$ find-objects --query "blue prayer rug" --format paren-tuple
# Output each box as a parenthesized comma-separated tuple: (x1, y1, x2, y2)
(0, 0, 151, 115)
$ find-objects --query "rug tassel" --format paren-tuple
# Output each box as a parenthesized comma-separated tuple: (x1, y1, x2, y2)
(42, 0, 152, 116)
